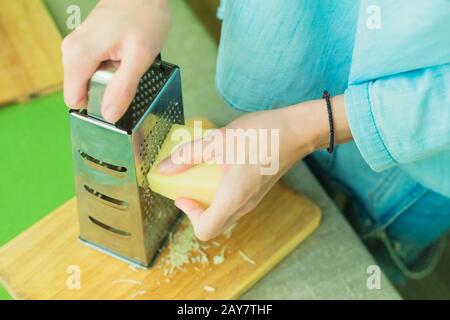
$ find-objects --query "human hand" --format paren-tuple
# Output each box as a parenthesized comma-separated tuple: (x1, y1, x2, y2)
(61, 0, 170, 122)
(158, 95, 352, 241)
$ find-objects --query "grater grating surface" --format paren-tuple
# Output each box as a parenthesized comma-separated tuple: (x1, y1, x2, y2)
(138, 99, 184, 264)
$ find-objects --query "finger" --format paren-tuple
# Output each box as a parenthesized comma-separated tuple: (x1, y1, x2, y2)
(176, 165, 255, 241)
(101, 46, 156, 123)
(174, 198, 205, 227)
(191, 169, 247, 241)
(219, 216, 241, 237)
(175, 197, 228, 242)
(191, 206, 230, 242)
(62, 34, 100, 109)
(174, 178, 236, 241)
(158, 129, 223, 174)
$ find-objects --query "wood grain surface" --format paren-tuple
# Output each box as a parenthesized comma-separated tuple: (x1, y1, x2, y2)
(0, 0, 63, 106)
(0, 182, 321, 300)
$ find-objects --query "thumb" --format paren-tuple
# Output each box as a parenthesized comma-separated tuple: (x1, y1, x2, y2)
(101, 48, 155, 123)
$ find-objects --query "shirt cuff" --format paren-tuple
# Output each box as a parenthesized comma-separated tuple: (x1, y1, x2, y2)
(344, 83, 397, 172)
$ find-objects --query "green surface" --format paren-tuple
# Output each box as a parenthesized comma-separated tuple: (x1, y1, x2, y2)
(0, 93, 74, 300)
(0, 284, 11, 301)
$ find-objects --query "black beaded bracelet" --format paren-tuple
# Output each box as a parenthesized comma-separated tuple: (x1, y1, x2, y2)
(322, 90, 335, 153)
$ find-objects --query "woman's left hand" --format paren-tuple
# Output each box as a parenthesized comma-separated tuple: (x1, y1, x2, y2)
(158, 95, 351, 241)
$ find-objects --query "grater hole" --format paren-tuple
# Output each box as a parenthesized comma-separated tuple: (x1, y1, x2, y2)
(138, 98, 183, 178)
(79, 151, 127, 176)
(88, 216, 132, 237)
(83, 185, 129, 210)
(120, 66, 170, 129)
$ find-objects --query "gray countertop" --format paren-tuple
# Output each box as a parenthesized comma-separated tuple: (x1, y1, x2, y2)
(242, 162, 400, 299)
(164, 0, 400, 300)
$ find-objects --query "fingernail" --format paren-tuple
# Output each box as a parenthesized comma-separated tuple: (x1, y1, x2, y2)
(158, 159, 175, 173)
(103, 105, 120, 123)
(175, 199, 204, 214)
(187, 202, 203, 213)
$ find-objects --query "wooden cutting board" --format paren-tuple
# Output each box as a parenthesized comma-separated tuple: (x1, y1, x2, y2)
(0, 182, 321, 300)
(0, 0, 63, 106)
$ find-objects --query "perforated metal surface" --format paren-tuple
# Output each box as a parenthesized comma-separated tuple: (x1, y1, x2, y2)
(138, 99, 184, 261)
(117, 64, 172, 132)
(139, 99, 183, 181)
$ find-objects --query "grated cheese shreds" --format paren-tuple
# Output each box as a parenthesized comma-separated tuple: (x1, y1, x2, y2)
(222, 223, 237, 239)
(131, 290, 147, 299)
(161, 222, 209, 278)
(204, 285, 216, 292)
(112, 279, 142, 286)
(238, 250, 256, 265)
(128, 265, 138, 271)
(128, 264, 143, 272)
(213, 246, 226, 265)
(211, 241, 221, 247)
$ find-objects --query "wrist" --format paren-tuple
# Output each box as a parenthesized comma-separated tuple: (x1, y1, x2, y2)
(285, 94, 353, 156)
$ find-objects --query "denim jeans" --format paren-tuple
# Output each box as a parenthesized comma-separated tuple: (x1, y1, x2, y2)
(309, 142, 450, 274)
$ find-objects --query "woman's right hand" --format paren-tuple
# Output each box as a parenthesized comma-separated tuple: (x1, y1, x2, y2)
(61, 0, 171, 123)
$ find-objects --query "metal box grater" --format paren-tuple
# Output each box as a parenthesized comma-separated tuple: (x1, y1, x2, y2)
(69, 58, 184, 268)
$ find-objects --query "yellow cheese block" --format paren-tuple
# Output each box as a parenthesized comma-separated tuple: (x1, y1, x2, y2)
(147, 123, 222, 206)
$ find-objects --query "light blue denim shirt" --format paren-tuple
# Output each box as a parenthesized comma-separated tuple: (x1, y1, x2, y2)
(216, 0, 450, 198)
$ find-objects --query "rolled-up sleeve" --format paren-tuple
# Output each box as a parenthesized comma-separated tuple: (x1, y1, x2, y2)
(345, 63, 450, 172)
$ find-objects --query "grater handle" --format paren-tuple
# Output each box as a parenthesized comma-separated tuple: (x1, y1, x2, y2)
(87, 53, 163, 123)
(87, 68, 115, 123)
